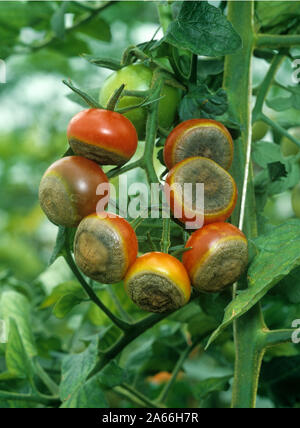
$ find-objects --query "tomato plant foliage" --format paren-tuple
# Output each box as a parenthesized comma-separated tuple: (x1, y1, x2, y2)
(1, 0, 300, 409)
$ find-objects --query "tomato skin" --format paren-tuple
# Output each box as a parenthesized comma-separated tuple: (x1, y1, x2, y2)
(165, 156, 238, 227)
(124, 252, 191, 313)
(39, 156, 109, 228)
(164, 119, 234, 171)
(99, 63, 181, 139)
(74, 212, 138, 284)
(67, 109, 138, 166)
(183, 223, 248, 293)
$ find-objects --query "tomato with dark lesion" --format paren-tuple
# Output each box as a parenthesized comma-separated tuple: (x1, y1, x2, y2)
(39, 156, 109, 228)
(124, 252, 191, 313)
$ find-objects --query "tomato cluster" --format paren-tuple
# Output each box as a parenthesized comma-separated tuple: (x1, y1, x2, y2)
(162, 119, 248, 292)
(39, 63, 248, 315)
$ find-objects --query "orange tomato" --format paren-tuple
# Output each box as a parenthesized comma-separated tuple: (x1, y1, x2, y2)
(124, 252, 191, 313)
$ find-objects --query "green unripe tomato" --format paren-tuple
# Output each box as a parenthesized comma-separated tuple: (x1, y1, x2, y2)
(281, 127, 300, 157)
(252, 120, 269, 142)
(292, 183, 300, 218)
(99, 63, 181, 140)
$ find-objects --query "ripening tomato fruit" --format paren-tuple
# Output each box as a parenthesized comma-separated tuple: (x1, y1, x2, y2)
(39, 156, 109, 228)
(252, 121, 269, 142)
(67, 109, 138, 166)
(281, 127, 300, 158)
(165, 156, 238, 227)
(183, 223, 248, 293)
(74, 212, 138, 284)
(99, 63, 181, 139)
(164, 119, 234, 171)
(124, 252, 191, 313)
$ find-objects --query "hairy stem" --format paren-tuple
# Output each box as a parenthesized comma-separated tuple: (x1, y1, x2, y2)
(225, 1, 264, 409)
(231, 306, 266, 409)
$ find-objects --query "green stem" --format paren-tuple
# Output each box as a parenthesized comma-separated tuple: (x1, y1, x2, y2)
(225, 1, 264, 409)
(141, 77, 164, 184)
(261, 114, 300, 148)
(34, 361, 60, 396)
(0, 390, 59, 406)
(157, 341, 198, 404)
(89, 294, 199, 381)
(231, 306, 266, 409)
(262, 329, 293, 348)
(160, 218, 171, 253)
(252, 54, 284, 121)
(120, 384, 162, 408)
(64, 250, 131, 331)
(256, 33, 300, 49)
(106, 160, 142, 179)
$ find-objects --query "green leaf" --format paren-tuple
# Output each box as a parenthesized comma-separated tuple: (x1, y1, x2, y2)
(260, 355, 300, 407)
(83, 55, 121, 71)
(207, 220, 300, 348)
(61, 375, 108, 408)
(98, 361, 125, 389)
(60, 337, 98, 402)
(66, 87, 101, 108)
(41, 281, 85, 309)
(198, 292, 231, 324)
(256, 1, 300, 31)
(51, 3, 66, 40)
(78, 17, 111, 42)
(164, 1, 242, 57)
(252, 142, 300, 196)
(49, 34, 90, 56)
(0, 291, 36, 358)
(98, 325, 122, 352)
(53, 294, 83, 319)
(252, 141, 282, 168)
(2, 319, 33, 381)
(275, 266, 300, 304)
(49, 226, 67, 266)
(192, 375, 232, 400)
(179, 84, 228, 121)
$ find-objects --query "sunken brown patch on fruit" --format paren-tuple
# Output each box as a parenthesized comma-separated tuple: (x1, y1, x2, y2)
(126, 272, 185, 313)
(193, 239, 248, 292)
(74, 217, 127, 284)
(69, 138, 128, 166)
(174, 126, 232, 169)
(173, 158, 234, 213)
(39, 175, 79, 227)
